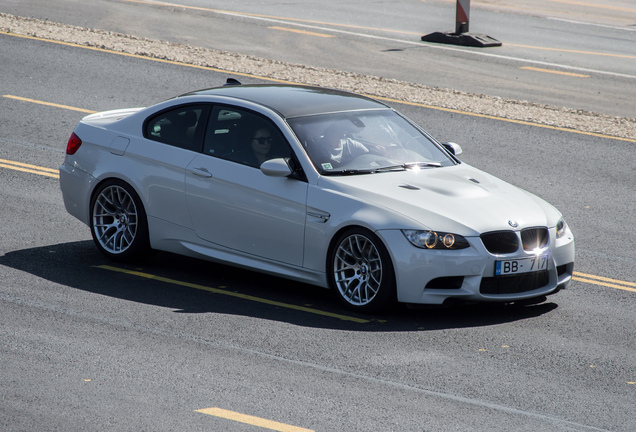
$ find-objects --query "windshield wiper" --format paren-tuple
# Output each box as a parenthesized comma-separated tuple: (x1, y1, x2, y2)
(332, 168, 376, 175)
(376, 162, 443, 172)
(324, 162, 442, 176)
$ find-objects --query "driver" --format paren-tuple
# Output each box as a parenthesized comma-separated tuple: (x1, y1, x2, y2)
(312, 123, 369, 169)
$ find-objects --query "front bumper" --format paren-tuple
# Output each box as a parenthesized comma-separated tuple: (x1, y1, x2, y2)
(377, 227, 575, 305)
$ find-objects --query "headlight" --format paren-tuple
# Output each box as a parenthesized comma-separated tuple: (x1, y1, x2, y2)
(556, 217, 568, 239)
(402, 230, 470, 250)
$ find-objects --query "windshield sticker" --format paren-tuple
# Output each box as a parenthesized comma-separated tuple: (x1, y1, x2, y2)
(321, 163, 333, 170)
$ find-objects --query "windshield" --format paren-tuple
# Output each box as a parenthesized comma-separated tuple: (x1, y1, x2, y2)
(288, 109, 456, 175)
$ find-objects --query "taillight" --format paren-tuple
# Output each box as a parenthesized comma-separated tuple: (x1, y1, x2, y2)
(66, 132, 82, 155)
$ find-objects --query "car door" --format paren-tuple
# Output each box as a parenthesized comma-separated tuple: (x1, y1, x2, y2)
(130, 103, 210, 227)
(185, 105, 308, 266)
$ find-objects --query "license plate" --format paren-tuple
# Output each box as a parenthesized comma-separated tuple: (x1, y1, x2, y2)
(495, 254, 549, 276)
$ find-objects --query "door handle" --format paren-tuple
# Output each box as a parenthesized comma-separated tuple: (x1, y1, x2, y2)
(191, 167, 213, 178)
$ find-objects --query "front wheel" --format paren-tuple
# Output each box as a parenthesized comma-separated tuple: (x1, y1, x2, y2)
(90, 179, 151, 262)
(328, 228, 396, 312)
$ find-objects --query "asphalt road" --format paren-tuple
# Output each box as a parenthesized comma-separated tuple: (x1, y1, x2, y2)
(2, 0, 635, 118)
(1, 2, 636, 432)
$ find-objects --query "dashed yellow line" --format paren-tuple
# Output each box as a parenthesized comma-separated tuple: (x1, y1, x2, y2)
(269, 26, 335, 38)
(0, 158, 59, 179)
(520, 66, 590, 78)
(195, 407, 314, 432)
(95, 265, 370, 323)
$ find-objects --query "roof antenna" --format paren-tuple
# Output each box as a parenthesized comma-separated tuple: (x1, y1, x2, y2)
(224, 78, 242, 86)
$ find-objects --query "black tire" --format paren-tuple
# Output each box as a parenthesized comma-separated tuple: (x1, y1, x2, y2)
(90, 179, 151, 262)
(328, 227, 396, 312)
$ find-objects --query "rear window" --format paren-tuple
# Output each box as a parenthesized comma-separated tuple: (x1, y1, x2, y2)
(144, 104, 210, 152)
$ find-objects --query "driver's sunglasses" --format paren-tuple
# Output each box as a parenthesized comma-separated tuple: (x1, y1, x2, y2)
(254, 137, 273, 144)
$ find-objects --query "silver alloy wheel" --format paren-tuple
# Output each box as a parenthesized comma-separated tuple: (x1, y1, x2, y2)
(92, 185, 139, 255)
(333, 233, 383, 306)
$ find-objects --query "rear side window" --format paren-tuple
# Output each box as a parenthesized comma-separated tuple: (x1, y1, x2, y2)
(145, 104, 210, 152)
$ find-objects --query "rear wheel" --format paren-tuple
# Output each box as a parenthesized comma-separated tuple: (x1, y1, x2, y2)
(329, 228, 396, 312)
(90, 179, 150, 262)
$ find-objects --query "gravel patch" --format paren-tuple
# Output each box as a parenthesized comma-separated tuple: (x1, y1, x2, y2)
(2, 12, 634, 141)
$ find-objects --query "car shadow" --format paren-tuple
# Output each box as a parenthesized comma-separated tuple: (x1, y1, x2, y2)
(0, 241, 559, 331)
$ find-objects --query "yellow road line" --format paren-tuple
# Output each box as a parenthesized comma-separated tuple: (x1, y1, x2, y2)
(573, 277, 636, 293)
(0, 158, 58, 173)
(0, 158, 59, 179)
(574, 271, 636, 288)
(573, 271, 636, 293)
(3, 94, 97, 114)
(196, 407, 314, 432)
(269, 26, 335, 38)
(520, 66, 590, 78)
(95, 265, 370, 323)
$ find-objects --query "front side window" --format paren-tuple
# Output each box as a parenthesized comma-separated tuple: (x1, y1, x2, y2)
(145, 104, 210, 152)
(203, 106, 292, 168)
(288, 109, 456, 174)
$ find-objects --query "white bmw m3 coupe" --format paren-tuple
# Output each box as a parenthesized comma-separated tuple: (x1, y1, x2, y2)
(60, 81, 575, 312)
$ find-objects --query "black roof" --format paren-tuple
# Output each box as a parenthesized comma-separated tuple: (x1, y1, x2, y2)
(183, 84, 389, 119)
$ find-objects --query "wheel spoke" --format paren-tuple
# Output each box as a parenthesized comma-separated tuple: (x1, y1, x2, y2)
(117, 228, 127, 251)
(96, 199, 115, 216)
(335, 254, 356, 270)
(343, 279, 361, 301)
(103, 229, 118, 250)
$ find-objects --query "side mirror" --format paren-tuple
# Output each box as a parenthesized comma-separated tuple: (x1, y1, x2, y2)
(442, 142, 463, 156)
(260, 158, 293, 177)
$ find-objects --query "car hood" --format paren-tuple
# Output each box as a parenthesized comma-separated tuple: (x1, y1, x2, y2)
(319, 164, 561, 236)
